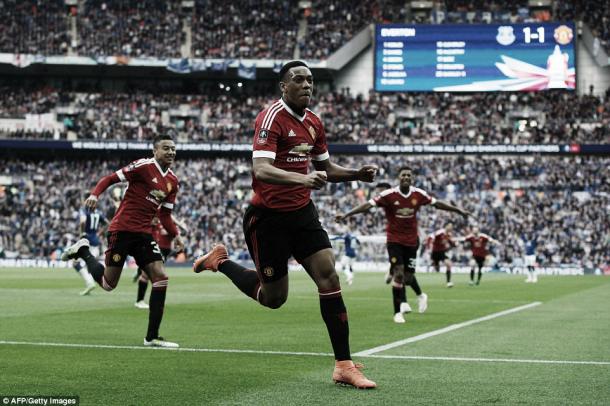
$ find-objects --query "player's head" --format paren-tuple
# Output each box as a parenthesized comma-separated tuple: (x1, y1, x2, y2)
(397, 166, 413, 189)
(279, 60, 313, 111)
(153, 134, 176, 168)
(445, 223, 453, 232)
(472, 225, 480, 235)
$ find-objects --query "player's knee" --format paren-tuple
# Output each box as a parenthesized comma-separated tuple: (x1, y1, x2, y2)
(404, 272, 414, 285)
(265, 293, 287, 309)
(101, 275, 117, 291)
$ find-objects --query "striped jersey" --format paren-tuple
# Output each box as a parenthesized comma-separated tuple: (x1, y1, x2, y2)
(251, 98, 328, 211)
(109, 158, 179, 234)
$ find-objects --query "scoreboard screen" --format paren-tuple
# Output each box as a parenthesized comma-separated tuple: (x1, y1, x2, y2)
(374, 22, 576, 92)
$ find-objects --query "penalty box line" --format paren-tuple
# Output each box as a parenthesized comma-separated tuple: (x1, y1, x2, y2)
(0, 338, 609, 366)
(354, 301, 543, 357)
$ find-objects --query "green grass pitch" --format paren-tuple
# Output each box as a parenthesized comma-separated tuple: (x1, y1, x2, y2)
(1, 267, 609, 405)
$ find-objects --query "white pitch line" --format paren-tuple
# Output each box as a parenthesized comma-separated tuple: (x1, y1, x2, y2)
(0, 339, 608, 366)
(354, 301, 543, 356)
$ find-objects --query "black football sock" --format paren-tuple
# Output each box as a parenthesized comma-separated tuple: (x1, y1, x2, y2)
(137, 281, 148, 302)
(477, 267, 483, 283)
(409, 276, 422, 296)
(392, 285, 406, 313)
(218, 260, 261, 300)
(446, 269, 452, 283)
(319, 289, 350, 361)
(146, 277, 168, 341)
(80, 248, 104, 284)
(470, 268, 475, 281)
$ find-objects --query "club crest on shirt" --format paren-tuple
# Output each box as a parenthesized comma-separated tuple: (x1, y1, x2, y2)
(308, 126, 316, 141)
(257, 129, 268, 145)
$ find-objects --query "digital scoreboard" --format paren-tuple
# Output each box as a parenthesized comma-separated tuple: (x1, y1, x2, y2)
(374, 22, 576, 92)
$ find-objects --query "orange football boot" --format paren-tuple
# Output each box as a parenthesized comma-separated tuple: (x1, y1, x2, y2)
(193, 244, 228, 273)
(332, 360, 377, 389)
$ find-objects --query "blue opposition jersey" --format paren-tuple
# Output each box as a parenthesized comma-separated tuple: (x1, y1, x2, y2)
(523, 236, 537, 256)
(342, 233, 360, 258)
(80, 208, 106, 247)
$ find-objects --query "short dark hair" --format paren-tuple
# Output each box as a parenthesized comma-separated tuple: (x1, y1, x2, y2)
(279, 60, 309, 82)
(153, 134, 174, 147)
(398, 165, 413, 174)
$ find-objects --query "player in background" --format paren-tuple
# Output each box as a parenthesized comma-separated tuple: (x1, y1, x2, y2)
(336, 166, 471, 324)
(426, 224, 457, 287)
(193, 61, 377, 389)
(61, 134, 184, 348)
(331, 231, 360, 286)
(72, 204, 109, 296)
(522, 232, 539, 283)
(456, 226, 501, 285)
(135, 214, 188, 309)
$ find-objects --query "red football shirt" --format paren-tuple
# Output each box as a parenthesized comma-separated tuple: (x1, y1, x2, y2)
(251, 98, 329, 211)
(109, 158, 179, 234)
(430, 229, 455, 253)
(371, 186, 436, 247)
(465, 234, 491, 258)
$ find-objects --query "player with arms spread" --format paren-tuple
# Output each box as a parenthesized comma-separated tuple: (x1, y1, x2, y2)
(336, 166, 471, 323)
(194, 61, 378, 389)
(456, 226, 501, 286)
(61, 134, 184, 347)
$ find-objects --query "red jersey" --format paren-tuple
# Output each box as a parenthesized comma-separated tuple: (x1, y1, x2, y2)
(371, 186, 436, 247)
(465, 233, 491, 258)
(152, 221, 173, 249)
(108, 158, 179, 234)
(251, 98, 328, 211)
(428, 229, 455, 253)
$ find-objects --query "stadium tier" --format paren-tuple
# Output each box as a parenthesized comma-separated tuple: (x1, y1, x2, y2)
(1, 0, 608, 58)
(0, 88, 608, 143)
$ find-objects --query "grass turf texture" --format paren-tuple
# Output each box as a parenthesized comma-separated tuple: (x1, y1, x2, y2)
(1, 267, 609, 405)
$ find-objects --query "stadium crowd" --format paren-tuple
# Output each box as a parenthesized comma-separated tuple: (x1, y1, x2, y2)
(1, 155, 608, 272)
(1, 88, 608, 144)
(1, 1, 607, 59)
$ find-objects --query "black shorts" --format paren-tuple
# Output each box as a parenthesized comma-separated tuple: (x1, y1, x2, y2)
(387, 242, 418, 273)
(105, 231, 164, 269)
(474, 255, 486, 268)
(243, 201, 332, 283)
(431, 250, 448, 264)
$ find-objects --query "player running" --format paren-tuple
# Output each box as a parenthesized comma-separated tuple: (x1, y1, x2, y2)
(71, 205, 109, 296)
(331, 232, 360, 286)
(425, 224, 456, 287)
(194, 61, 377, 389)
(456, 226, 501, 286)
(336, 166, 471, 324)
(61, 134, 184, 348)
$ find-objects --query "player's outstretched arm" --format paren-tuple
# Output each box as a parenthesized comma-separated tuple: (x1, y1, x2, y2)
(335, 202, 374, 223)
(432, 200, 472, 219)
(253, 157, 327, 189)
(85, 173, 121, 209)
(313, 159, 377, 183)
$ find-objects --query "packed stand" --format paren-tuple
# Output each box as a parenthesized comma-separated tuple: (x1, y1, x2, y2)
(0, 0, 70, 55)
(1, 156, 608, 272)
(0, 87, 608, 144)
(77, 0, 183, 58)
(300, 0, 405, 60)
(555, 0, 610, 54)
(190, 0, 299, 60)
